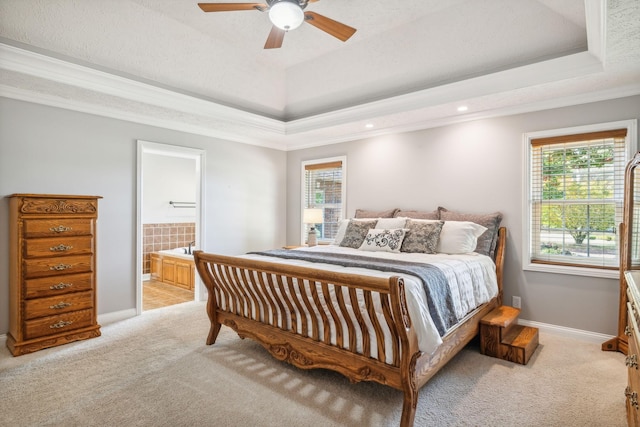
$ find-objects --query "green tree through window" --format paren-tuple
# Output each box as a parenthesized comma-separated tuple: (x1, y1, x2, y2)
(529, 127, 628, 269)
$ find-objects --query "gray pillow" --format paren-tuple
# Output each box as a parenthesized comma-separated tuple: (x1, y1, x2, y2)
(401, 220, 444, 254)
(438, 207, 503, 257)
(395, 210, 440, 220)
(354, 208, 398, 218)
(339, 220, 377, 248)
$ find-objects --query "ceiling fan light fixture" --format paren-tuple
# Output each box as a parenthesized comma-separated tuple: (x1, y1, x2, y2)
(269, 0, 304, 31)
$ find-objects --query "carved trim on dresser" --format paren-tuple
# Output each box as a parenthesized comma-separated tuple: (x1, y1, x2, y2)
(20, 198, 98, 214)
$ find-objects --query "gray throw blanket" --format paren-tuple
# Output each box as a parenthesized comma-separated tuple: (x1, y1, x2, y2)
(248, 249, 456, 336)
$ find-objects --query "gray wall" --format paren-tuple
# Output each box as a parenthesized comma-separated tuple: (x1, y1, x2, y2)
(0, 98, 287, 334)
(3, 95, 639, 337)
(286, 95, 640, 335)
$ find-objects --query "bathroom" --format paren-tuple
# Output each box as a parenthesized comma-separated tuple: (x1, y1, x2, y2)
(141, 150, 197, 310)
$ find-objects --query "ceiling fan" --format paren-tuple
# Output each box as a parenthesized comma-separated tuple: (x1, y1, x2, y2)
(197, 1, 357, 49)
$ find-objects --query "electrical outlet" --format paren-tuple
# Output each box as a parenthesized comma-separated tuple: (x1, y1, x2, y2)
(512, 296, 522, 309)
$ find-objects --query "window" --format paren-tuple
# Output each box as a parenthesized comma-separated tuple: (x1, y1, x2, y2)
(301, 157, 346, 244)
(524, 120, 637, 277)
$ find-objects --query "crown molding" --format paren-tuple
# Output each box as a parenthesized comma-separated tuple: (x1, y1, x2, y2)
(0, 1, 632, 153)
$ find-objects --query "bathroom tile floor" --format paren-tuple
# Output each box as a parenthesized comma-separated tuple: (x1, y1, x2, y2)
(143, 279, 194, 311)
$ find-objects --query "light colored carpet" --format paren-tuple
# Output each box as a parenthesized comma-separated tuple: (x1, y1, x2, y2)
(0, 301, 627, 427)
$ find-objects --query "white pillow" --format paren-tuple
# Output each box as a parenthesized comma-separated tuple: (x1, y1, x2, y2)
(375, 217, 407, 229)
(359, 228, 407, 253)
(407, 219, 487, 254)
(438, 221, 487, 254)
(333, 219, 349, 245)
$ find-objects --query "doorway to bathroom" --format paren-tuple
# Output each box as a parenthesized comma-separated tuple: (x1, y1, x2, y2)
(136, 140, 205, 314)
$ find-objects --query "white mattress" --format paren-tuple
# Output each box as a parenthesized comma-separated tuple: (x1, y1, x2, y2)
(240, 245, 498, 359)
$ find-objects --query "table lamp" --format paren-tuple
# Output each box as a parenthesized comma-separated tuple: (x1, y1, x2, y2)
(303, 208, 323, 246)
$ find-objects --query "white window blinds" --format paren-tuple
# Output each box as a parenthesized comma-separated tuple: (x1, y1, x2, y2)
(529, 128, 628, 269)
(303, 160, 344, 241)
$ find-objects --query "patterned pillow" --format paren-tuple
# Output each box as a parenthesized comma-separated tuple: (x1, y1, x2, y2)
(439, 208, 503, 257)
(339, 220, 377, 248)
(354, 208, 399, 218)
(400, 220, 444, 254)
(359, 228, 407, 253)
(394, 210, 440, 220)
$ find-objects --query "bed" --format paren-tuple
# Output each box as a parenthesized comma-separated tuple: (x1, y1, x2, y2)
(194, 213, 505, 427)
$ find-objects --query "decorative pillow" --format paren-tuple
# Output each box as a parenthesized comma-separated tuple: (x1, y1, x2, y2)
(354, 208, 399, 219)
(439, 208, 503, 257)
(394, 210, 440, 220)
(438, 221, 488, 254)
(359, 228, 407, 253)
(375, 217, 407, 229)
(339, 220, 377, 248)
(400, 220, 444, 254)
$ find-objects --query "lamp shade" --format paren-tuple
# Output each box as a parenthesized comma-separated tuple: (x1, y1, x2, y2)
(269, 0, 304, 31)
(303, 208, 323, 225)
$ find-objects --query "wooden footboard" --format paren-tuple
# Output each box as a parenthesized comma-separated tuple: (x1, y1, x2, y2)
(193, 227, 506, 427)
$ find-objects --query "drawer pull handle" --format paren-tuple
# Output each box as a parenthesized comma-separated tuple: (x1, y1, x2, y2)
(626, 387, 639, 409)
(50, 244, 73, 252)
(626, 354, 638, 369)
(49, 320, 73, 329)
(50, 225, 72, 233)
(50, 264, 72, 271)
(50, 282, 72, 290)
(626, 326, 633, 336)
(50, 302, 72, 310)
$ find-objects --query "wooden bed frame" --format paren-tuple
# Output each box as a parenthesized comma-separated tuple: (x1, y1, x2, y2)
(193, 227, 506, 427)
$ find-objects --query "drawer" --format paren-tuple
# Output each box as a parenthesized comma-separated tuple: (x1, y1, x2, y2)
(24, 309, 94, 340)
(24, 236, 93, 258)
(23, 255, 93, 279)
(23, 219, 94, 238)
(24, 290, 94, 320)
(24, 273, 94, 299)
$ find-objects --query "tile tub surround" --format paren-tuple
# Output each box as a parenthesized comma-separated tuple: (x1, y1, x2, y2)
(143, 223, 195, 274)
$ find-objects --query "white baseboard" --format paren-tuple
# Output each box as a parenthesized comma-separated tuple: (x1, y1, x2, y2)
(98, 308, 137, 326)
(519, 318, 614, 344)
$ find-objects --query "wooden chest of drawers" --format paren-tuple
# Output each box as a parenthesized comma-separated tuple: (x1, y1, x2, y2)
(626, 271, 640, 425)
(7, 194, 102, 356)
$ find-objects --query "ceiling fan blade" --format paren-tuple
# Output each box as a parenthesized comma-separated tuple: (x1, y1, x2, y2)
(198, 3, 267, 12)
(304, 11, 356, 42)
(264, 26, 285, 49)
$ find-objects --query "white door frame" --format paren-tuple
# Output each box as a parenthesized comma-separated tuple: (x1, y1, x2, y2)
(136, 140, 207, 315)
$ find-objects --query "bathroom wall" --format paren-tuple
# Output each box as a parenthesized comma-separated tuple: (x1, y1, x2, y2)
(142, 152, 198, 273)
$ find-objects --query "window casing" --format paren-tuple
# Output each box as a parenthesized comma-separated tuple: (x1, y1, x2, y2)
(524, 120, 637, 278)
(301, 157, 346, 244)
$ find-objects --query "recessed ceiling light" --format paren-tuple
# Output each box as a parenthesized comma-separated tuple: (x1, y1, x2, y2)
(365, 123, 374, 128)
(457, 106, 468, 112)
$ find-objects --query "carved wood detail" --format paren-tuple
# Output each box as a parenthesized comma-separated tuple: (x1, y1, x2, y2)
(20, 198, 98, 214)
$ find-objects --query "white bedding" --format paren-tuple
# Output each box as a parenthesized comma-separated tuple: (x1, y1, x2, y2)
(240, 245, 498, 359)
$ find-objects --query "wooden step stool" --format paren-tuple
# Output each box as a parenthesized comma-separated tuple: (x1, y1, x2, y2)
(480, 306, 539, 365)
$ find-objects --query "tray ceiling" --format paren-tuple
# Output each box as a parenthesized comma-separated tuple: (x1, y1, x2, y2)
(1, 0, 639, 150)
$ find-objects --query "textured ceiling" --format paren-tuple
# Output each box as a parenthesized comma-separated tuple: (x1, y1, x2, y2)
(0, 0, 639, 150)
